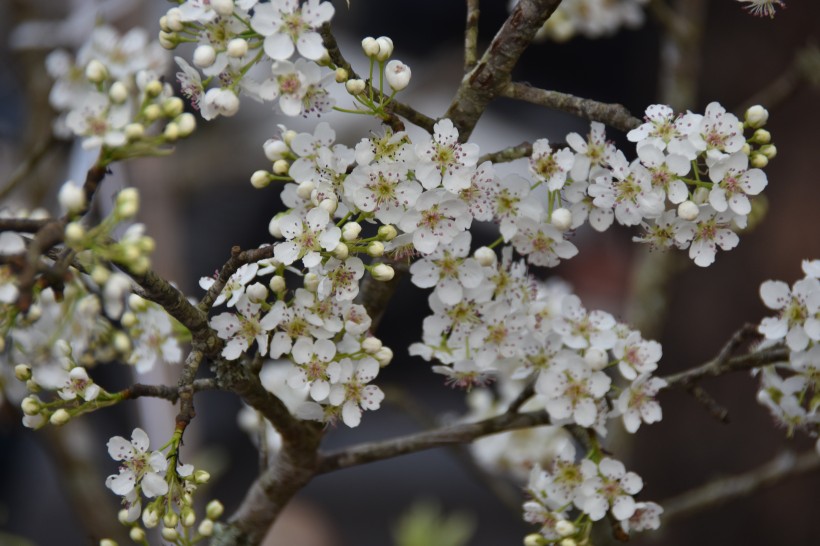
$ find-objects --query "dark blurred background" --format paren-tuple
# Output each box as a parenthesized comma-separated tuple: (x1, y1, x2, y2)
(1, 1, 819, 545)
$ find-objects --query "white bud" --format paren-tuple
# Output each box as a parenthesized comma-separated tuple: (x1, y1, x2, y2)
(361, 37, 379, 57)
(297, 180, 315, 199)
(371, 263, 394, 281)
(362, 336, 382, 354)
(64, 222, 85, 244)
(144, 80, 163, 98)
(752, 128, 771, 144)
(166, 8, 184, 31)
(760, 144, 777, 159)
(161, 527, 179, 541)
(367, 241, 385, 257)
(555, 520, 576, 537)
(269, 275, 286, 293)
(109, 81, 128, 104)
(583, 348, 608, 371)
(550, 207, 572, 232)
(524, 534, 546, 546)
(50, 409, 71, 426)
(194, 470, 211, 484)
(745, 105, 769, 128)
(378, 224, 397, 240)
(162, 97, 184, 118)
(283, 130, 297, 146)
(474, 246, 496, 267)
(113, 331, 131, 353)
(212, 0, 234, 16)
(91, 265, 110, 285)
(273, 159, 290, 175)
(121, 311, 137, 328)
(193, 45, 217, 68)
(129, 528, 146, 542)
(333, 242, 349, 260)
(206, 500, 224, 520)
(304, 272, 320, 292)
(741, 142, 751, 156)
(385, 60, 411, 91)
(181, 507, 196, 527)
(375, 346, 393, 367)
(692, 186, 709, 205)
(205, 88, 240, 117)
(246, 282, 268, 303)
(85, 59, 108, 83)
(142, 507, 159, 528)
(677, 200, 699, 221)
(375, 36, 394, 61)
(117, 509, 131, 525)
(125, 123, 145, 141)
(163, 511, 179, 528)
(116, 188, 140, 218)
(251, 170, 272, 189)
(264, 139, 289, 161)
(163, 122, 180, 141)
(319, 197, 337, 215)
(143, 103, 162, 121)
(177, 112, 196, 136)
(227, 38, 248, 58)
(21, 396, 40, 415)
(345, 78, 366, 95)
(342, 222, 362, 241)
(559, 539, 576, 546)
(128, 293, 148, 311)
(335, 67, 348, 82)
(159, 31, 176, 49)
(198, 519, 214, 536)
(58, 182, 86, 215)
(750, 153, 768, 168)
(269, 213, 285, 238)
(14, 364, 32, 381)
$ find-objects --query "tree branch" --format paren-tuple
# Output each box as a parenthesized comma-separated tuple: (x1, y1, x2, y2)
(661, 449, 820, 523)
(500, 82, 641, 132)
(198, 245, 274, 312)
(477, 140, 533, 164)
(444, 0, 563, 141)
(316, 409, 552, 474)
(464, 0, 481, 72)
(0, 133, 58, 201)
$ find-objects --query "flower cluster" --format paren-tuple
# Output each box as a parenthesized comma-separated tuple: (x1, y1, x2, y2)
(46, 25, 195, 156)
(755, 259, 820, 450)
(164, 0, 336, 119)
(522, 440, 661, 544)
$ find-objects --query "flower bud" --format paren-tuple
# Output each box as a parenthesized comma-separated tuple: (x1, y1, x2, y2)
(206, 88, 240, 117)
(333, 242, 349, 260)
(142, 507, 159, 528)
(269, 275, 286, 293)
(304, 272, 320, 292)
(362, 336, 382, 354)
(212, 0, 234, 16)
(161, 527, 179, 541)
(192, 469, 210, 484)
(166, 8, 184, 31)
(125, 123, 145, 141)
(159, 31, 177, 49)
(64, 221, 86, 244)
(129, 528, 146, 542)
(474, 246, 496, 267)
(583, 348, 608, 371)
(109, 81, 128, 104)
(375, 346, 393, 367)
(342, 222, 362, 241)
(555, 520, 576, 537)
(375, 36, 394, 61)
(144, 80, 163, 98)
(100, 538, 118, 546)
(143, 103, 162, 121)
(345, 79, 366, 95)
(361, 37, 379, 57)
(113, 331, 132, 353)
(251, 170, 272, 189)
(319, 197, 337, 215)
(163, 122, 180, 141)
(283, 130, 297, 146)
(15, 364, 32, 381)
(85, 59, 108, 83)
(692, 186, 709, 205)
(264, 138, 289, 161)
(116, 188, 140, 219)
(524, 534, 547, 546)
(198, 519, 215, 536)
(371, 263, 394, 281)
(206, 500, 224, 520)
(744, 105, 769, 128)
(227, 38, 248, 58)
(163, 511, 179, 528)
(193, 45, 217, 68)
(181, 507, 196, 527)
(367, 241, 385, 257)
(751, 128, 771, 144)
(269, 213, 285, 238)
(297, 180, 315, 200)
(677, 200, 699, 221)
(750, 153, 768, 168)
(760, 144, 777, 159)
(335, 67, 349, 82)
(58, 182, 86, 216)
(21, 396, 40, 415)
(385, 60, 410, 91)
(377, 224, 397, 240)
(177, 112, 196, 136)
(273, 159, 290, 175)
(50, 409, 71, 426)
(117, 509, 131, 525)
(741, 142, 751, 156)
(244, 282, 267, 303)
(550, 207, 572, 232)
(559, 539, 576, 546)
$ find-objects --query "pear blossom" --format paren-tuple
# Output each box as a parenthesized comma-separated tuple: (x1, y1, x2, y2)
(529, 139, 575, 190)
(689, 101, 745, 163)
(758, 274, 820, 351)
(414, 118, 479, 192)
(621, 501, 663, 533)
(199, 262, 259, 307)
(566, 121, 615, 181)
(627, 103, 700, 160)
(736, 0, 785, 18)
(128, 306, 183, 373)
(615, 374, 667, 433)
(707, 152, 767, 215)
(536, 353, 611, 427)
(409, 232, 484, 305)
(287, 336, 337, 401)
(577, 457, 643, 521)
(105, 428, 169, 500)
(613, 331, 662, 380)
(674, 205, 739, 267)
(511, 218, 578, 268)
(57, 366, 101, 401)
(210, 296, 272, 360)
(326, 357, 384, 427)
(274, 207, 341, 267)
(250, 0, 334, 61)
(398, 188, 472, 254)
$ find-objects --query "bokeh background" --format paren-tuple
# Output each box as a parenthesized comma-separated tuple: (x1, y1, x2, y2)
(1, 1, 819, 545)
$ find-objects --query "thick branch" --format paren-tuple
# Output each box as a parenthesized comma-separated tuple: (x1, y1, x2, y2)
(501, 82, 641, 132)
(478, 140, 533, 164)
(317, 409, 552, 474)
(661, 449, 820, 523)
(444, 0, 563, 141)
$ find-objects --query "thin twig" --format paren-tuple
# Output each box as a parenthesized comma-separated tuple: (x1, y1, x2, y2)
(478, 140, 533, 164)
(464, 0, 481, 72)
(661, 449, 820, 523)
(0, 134, 58, 201)
(197, 244, 275, 312)
(500, 82, 641, 133)
(740, 42, 820, 112)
